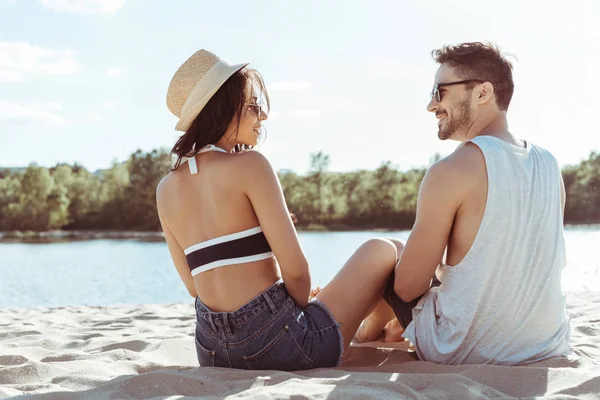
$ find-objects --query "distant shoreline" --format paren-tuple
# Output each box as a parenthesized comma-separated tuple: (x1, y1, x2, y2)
(1, 223, 599, 242)
(0, 230, 166, 242)
(0, 226, 382, 242)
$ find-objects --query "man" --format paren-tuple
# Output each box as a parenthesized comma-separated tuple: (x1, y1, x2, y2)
(356, 42, 571, 365)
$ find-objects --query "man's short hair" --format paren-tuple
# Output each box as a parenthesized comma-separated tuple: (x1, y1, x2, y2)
(432, 42, 515, 111)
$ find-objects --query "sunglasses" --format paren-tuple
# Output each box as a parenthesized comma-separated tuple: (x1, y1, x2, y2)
(247, 102, 268, 117)
(430, 79, 484, 102)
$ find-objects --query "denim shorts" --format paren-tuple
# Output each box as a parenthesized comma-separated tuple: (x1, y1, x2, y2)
(194, 280, 343, 371)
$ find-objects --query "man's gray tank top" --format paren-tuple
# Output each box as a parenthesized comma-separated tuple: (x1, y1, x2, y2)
(402, 135, 572, 365)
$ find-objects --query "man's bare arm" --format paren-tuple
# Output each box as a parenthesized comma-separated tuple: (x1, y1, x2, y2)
(394, 145, 478, 302)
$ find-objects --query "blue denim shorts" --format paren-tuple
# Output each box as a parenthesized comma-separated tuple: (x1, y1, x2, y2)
(194, 280, 343, 371)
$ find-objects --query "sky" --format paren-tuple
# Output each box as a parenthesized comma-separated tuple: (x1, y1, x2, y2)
(0, 0, 599, 174)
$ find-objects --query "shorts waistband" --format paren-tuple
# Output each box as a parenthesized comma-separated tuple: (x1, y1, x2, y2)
(195, 279, 288, 330)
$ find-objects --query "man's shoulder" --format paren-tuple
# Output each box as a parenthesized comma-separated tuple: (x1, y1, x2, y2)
(421, 143, 485, 202)
(529, 142, 560, 163)
(435, 142, 486, 177)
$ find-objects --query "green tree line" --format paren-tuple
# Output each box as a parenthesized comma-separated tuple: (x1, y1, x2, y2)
(0, 149, 598, 232)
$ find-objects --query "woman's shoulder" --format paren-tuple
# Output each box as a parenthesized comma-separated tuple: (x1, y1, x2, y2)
(234, 150, 274, 171)
(156, 171, 177, 209)
(156, 150, 276, 200)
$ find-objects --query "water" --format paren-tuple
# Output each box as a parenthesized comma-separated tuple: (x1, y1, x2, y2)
(0, 227, 598, 308)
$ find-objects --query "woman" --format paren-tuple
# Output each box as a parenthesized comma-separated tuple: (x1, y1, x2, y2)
(157, 49, 403, 370)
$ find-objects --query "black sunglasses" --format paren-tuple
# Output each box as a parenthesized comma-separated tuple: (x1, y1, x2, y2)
(430, 79, 484, 102)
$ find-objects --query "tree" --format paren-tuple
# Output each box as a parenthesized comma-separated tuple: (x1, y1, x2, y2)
(0, 147, 597, 232)
(11, 165, 54, 230)
(564, 152, 600, 222)
(308, 151, 331, 222)
(122, 149, 170, 230)
(0, 173, 21, 230)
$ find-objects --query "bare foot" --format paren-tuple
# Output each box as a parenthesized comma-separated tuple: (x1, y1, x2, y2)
(354, 299, 397, 343)
(382, 318, 406, 342)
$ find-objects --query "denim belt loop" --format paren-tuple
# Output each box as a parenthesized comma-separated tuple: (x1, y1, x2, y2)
(223, 313, 233, 335)
(207, 313, 218, 333)
(263, 291, 278, 314)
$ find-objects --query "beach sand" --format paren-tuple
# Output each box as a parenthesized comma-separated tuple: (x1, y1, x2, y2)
(1, 292, 598, 399)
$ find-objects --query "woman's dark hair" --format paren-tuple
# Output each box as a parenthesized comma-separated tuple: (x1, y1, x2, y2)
(170, 67, 270, 171)
(167, 67, 300, 223)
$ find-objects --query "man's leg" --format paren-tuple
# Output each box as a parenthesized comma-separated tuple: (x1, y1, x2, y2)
(356, 263, 441, 342)
(382, 269, 423, 329)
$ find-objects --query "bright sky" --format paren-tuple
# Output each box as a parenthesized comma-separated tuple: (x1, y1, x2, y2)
(1, 0, 598, 174)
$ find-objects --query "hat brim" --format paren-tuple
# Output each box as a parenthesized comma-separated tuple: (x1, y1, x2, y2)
(174, 61, 249, 132)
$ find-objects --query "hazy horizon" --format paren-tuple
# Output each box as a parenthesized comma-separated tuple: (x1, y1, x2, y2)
(1, 145, 598, 176)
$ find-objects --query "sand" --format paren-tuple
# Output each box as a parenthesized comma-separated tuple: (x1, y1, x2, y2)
(1, 291, 599, 399)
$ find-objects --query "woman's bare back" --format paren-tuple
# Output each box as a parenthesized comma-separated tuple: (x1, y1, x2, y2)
(157, 150, 280, 311)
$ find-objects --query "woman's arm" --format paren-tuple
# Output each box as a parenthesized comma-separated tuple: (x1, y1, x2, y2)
(240, 151, 311, 307)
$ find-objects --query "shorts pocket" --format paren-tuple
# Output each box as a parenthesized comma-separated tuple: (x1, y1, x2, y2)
(195, 336, 216, 367)
(243, 325, 313, 371)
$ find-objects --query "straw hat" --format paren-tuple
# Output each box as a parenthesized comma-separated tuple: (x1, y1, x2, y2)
(167, 49, 249, 132)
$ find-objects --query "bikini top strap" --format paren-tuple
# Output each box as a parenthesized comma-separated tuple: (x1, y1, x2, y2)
(188, 155, 198, 174)
(188, 145, 228, 175)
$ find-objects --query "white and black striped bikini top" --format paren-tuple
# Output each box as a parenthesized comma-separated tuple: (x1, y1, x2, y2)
(183, 145, 273, 277)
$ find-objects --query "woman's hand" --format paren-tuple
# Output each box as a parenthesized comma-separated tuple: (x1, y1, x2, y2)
(309, 286, 322, 301)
